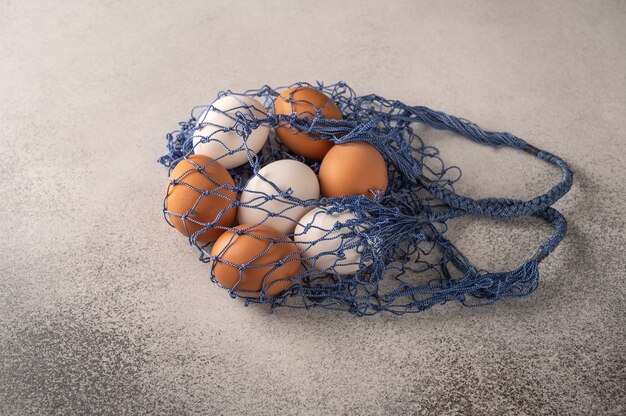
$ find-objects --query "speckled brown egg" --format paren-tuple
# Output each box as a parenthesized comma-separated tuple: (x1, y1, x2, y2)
(273, 86, 343, 160)
(165, 154, 237, 243)
(210, 224, 300, 298)
(318, 141, 388, 199)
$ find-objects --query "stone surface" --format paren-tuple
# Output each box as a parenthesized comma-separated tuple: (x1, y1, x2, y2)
(1, 1, 624, 415)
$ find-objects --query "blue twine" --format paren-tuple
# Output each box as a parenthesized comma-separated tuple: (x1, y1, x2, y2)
(158, 81, 573, 316)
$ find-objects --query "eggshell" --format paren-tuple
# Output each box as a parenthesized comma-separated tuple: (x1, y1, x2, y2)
(210, 224, 301, 298)
(319, 141, 388, 199)
(165, 154, 237, 243)
(293, 208, 365, 275)
(193, 95, 269, 169)
(238, 159, 320, 235)
(273, 86, 342, 160)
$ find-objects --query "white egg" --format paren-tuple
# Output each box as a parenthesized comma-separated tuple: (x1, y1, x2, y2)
(193, 95, 269, 169)
(238, 160, 320, 235)
(294, 207, 366, 275)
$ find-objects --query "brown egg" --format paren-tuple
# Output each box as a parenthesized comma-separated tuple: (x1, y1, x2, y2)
(165, 154, 237, 243)
(273, 86, 343, 160)
(210, 225, 300, 298)
(319, 141, 388, 199)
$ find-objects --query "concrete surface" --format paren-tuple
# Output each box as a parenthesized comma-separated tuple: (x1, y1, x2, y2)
(1, 1, 624, 415)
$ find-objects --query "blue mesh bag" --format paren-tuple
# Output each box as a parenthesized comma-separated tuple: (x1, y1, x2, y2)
(158, 81, 572, 316)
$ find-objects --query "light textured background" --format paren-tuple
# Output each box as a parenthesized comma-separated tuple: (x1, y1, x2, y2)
(1, 1, 624, 415)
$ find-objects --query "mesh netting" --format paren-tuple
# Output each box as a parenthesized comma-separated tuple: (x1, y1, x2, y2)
(158, 81, 572, 316)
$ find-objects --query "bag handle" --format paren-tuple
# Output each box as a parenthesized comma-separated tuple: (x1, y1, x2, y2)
(399, 104, 573, 219)
(391, 206, 569, 306)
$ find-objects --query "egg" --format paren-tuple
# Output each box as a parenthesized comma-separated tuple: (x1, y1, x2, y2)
(293, 208, 366, 275)
(319, 141, 388, 199)
(273, 86, 343, 160)
(210, 224, 301, 298)
(193, 95, 269, 169)
(165, 154, 237, 243)
(238, 159, 320, 235)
